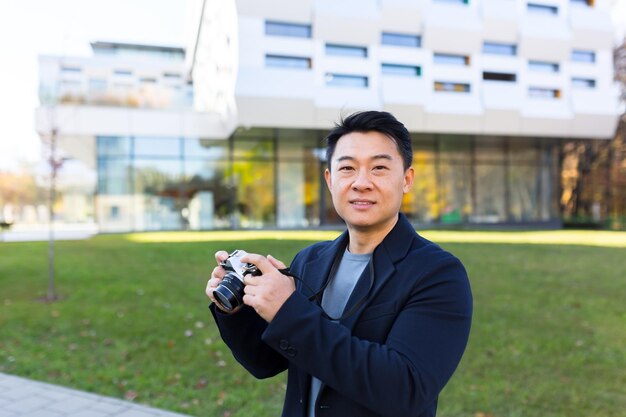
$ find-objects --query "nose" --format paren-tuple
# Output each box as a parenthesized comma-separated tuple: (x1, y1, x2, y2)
(352, 168, 373, 190)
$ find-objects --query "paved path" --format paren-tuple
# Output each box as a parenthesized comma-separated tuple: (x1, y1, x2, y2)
(0, 373, 192, 417)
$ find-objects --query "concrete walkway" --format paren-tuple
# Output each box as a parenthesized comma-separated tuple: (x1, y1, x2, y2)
(0, 373, 192, 417)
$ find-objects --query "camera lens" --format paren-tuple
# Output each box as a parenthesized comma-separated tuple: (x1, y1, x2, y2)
(213, 272, 246, 312)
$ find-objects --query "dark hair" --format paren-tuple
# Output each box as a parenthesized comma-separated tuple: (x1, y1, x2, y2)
(324, 111, 413, 170)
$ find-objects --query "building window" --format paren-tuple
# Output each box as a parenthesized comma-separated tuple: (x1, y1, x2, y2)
(265, 21, 312, 38)
(382, 63, 421, 77)
(109, 206, 120, 220)
(325, 73, 368, 88)
(134, 137, 181, 158)
(434, 81, 471, 93)
(140, 77, 157, 83)
(163, 72, 181, 79)
(571, 50, 596, 63)
(482, 42, 517, 56)
(325, 43, 368, 58)
(433, 53, 470, 66)
(529, 87, 561, 98)
(527, 3, 559, 15)
(483, 72, 517, 82)
(528, 60, 559, 73)
(266, 54, 312, 69)
(572, 77, 596, 88)
(60, 66, 82, 73)
(381, 32, 421, 48)
(113, 69, 133, 76)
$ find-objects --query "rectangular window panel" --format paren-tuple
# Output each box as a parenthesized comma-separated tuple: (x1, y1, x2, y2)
(433, 0, 469, 4)
(475, 137, 505, 163)
(571, 49, 596, 63)
(97, 158, 131, 195)
(527, 3, 559, 15)
(474, 164, 507, 223)
(528, 60, 559, 72)
(325, 43, 368, 58)
(381, 32, 421, 48)
(265, 21, 311, 38)
(60, 66, 82, 73)
(265, 54, 312, 69)
(184, 138, 227, 160)
(483, 72, 517, 82)
(134, 137, 181, 158)
(113, 69, 133, 76)
(509, 164, 541, 221)
(482, 42, 517, 56)
(439, 135, 472, 162)
(439, 163, 473, 224)
(403, 158, 439, 224)
(326, 73, 368, 88)
(98, 136, 131, 157)
(529, 87, 561, 98)
(89, 78, 107, 93)
(381, 63, 421, 77)
(134, 159, 184, 231)
(572, 77, 596, 88)
(433, 53, 469, 66)
(434, 81, 471, 93)
(183, 160, 230, 229)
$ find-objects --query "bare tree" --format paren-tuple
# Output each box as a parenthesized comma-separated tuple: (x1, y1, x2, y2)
(41, 126, 66, 302)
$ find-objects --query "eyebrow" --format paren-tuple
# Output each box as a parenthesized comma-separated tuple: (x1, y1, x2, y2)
(335, 154, 394, 163)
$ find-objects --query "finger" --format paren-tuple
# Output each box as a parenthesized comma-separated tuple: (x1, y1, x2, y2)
(206, 278, 220, 299)
(267, 254, 287, 270)
(242, 293, 256, 310)
(207, 277, 221, 290)
(243, 284, 255, 296)
(240, 253, 274, 274)
(215, 250, 229, 264)
(243, 273, 260, 286)
(211, 265, 226, 280)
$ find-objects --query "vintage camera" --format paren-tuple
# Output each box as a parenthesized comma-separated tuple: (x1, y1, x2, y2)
(213, 250, 261, 312)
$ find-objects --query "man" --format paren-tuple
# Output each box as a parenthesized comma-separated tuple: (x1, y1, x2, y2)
(206, 111, 472, 417)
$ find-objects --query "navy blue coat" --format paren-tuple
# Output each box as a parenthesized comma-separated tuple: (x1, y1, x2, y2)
(210, 213, 473, 417)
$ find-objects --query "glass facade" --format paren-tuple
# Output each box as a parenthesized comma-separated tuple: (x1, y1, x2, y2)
(94, 131, 560, 231)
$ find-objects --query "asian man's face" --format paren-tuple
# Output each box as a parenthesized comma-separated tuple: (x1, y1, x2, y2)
(325, 131, 414, 234)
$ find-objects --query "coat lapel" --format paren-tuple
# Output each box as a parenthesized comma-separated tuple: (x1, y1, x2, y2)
(340, 214, 417, 330)
(299, 230, 349, 299)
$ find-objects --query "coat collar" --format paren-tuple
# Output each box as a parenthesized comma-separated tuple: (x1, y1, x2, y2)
(300, 213, 417, 327)
(340, 213, 416, 328)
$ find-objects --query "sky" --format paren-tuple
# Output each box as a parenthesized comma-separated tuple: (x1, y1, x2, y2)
(2, 0, 626, 172)
(0, 0, 191, 171)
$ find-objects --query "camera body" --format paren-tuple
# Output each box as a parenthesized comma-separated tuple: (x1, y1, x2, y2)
(213, 250, 261, 312)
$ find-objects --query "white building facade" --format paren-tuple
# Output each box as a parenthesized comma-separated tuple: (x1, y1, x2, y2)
(36, 0, 619, 231)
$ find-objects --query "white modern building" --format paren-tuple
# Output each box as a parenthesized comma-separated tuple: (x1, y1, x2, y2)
(36, 0, 620, 231)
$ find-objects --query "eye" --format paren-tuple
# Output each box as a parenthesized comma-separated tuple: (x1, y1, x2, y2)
(338, 166, 354, 172)
(373, 165, 389, 171)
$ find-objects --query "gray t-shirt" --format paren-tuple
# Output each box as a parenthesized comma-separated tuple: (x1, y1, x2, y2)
(307, 248, 372, 417)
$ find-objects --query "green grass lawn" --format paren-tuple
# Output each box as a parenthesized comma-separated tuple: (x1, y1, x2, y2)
(1, 230, 625, 417)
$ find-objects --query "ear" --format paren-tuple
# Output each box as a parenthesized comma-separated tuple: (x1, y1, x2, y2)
(324, 168, 332, 191)
(403, 167, 414, 194)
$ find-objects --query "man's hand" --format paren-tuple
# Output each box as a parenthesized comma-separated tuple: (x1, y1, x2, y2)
(240, 253, 295, 322)
(206, 250, 242, 314)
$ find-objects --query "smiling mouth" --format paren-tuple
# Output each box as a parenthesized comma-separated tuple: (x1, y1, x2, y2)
(350, 200, 375, 205)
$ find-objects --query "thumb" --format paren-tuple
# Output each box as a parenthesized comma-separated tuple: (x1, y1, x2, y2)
(267, 254, 287, 270)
